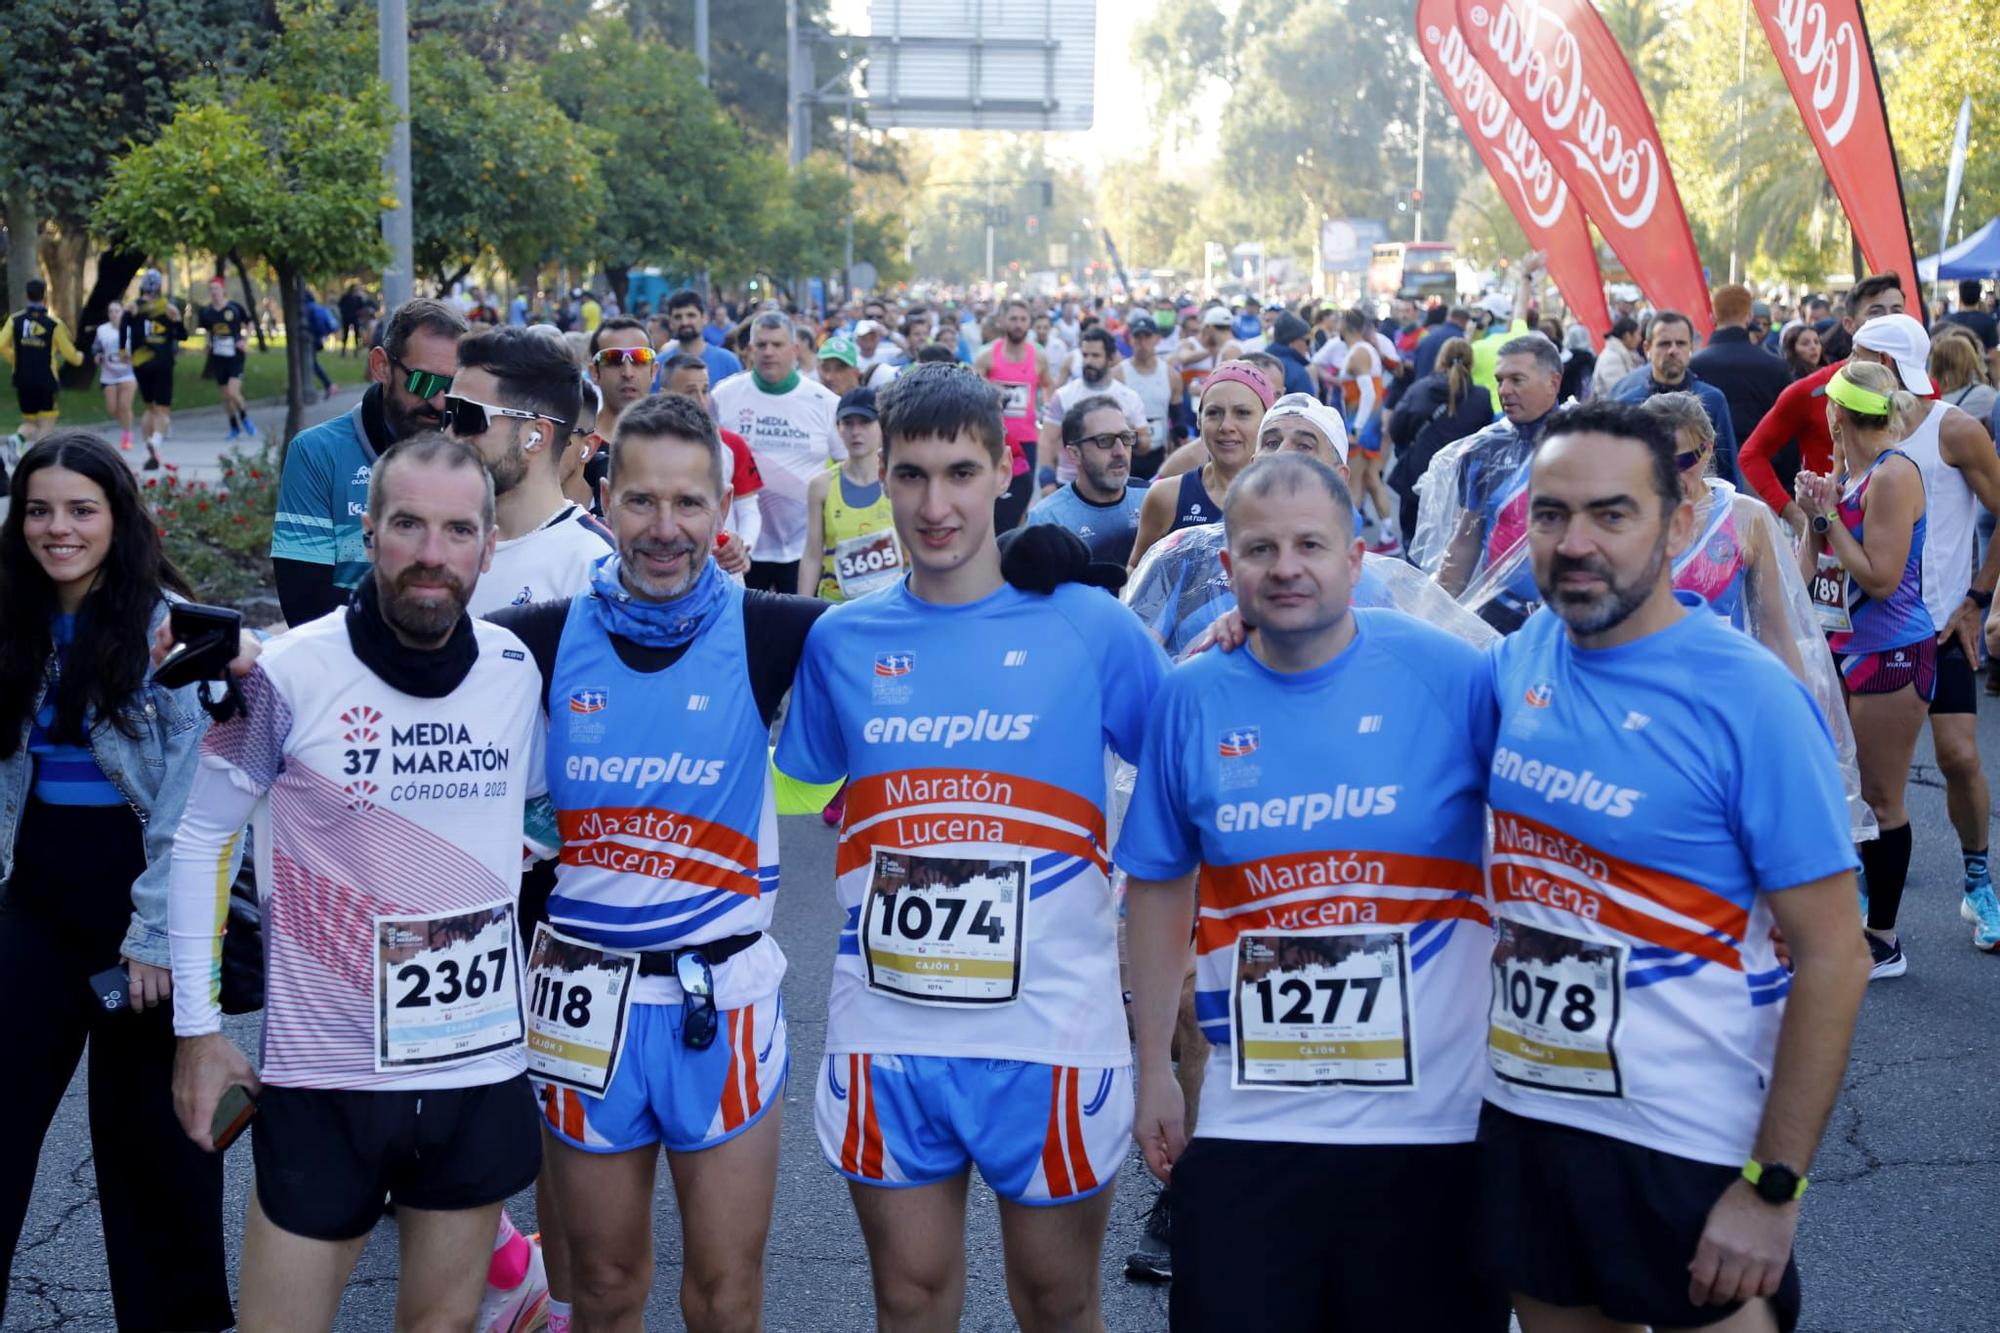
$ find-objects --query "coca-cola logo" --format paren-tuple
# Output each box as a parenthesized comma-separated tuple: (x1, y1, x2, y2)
(1425, 22, 1569, 229)
(1767, 0, 1861, 146)
(1466, 0, 1660, 230)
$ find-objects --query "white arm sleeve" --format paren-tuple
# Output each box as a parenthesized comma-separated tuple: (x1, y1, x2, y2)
(168, 757, 268, 1037)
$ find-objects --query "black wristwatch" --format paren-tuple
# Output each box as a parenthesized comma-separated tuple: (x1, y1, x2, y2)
(1810, 512, 1832, 535)
(1742, 1159, 1808, 1204)
(1968, 587, 1993, 611)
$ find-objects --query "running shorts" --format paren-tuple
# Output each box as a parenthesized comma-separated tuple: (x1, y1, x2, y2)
(1170, 1137, 1507, 1333)
(536, 993, 786, 1154)
(1357, 412, 1385, 458)
(134, 359, 175, 407)
(251, 1075, 542, 1242)
(1930, 638, 1977, 716)
(208, 353, 247, 385)
(1834, 636, 1936, 699)
(13, 378, 56, 419)
(1477, 1104, 1802, 1332)
(816, 1053, 1131, 1206)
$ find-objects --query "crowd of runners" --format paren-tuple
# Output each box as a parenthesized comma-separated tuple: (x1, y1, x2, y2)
(1, 252, 1996, 1333)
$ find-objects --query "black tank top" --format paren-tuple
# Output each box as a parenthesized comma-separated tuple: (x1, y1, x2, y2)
(1170, 469, 1222, 532)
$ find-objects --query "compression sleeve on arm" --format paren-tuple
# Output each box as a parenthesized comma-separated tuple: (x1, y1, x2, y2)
(773, 750, 843, 815)
(273, 558, 344, 625)
(168, 758, 265, 1037)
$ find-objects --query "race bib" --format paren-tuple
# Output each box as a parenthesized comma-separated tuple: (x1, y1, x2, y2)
(374, 903, 523, 1072)
(1231, 928, 1415, 1091)
(861, 849, 1027, 1006)
(999, 382, 1031, 420)
(523, 923, 638, 1096)
(833, 528, 902, 598)
(210, 335, 238, 358)
(1487, 918, 1625, 1098)
(1809, 551, 1853, 634)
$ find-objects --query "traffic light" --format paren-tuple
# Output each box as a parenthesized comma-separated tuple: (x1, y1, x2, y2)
(1411, 187, 1424, 204)
(1026, 214, 1040, 236)
(1039, 181, 1054, 208)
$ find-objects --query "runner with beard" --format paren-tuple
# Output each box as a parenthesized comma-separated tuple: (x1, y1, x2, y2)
(658, 289, 743, 388)
(272, 298, 468, 624)
(975, 299, 1057, 531)
(1037, 328, 1149, 492)
(169, 434, 550, 1333)
(661, 355, 763, 578)
(1128, 364, 1274, 569)
(1027, 395, 1149, 566)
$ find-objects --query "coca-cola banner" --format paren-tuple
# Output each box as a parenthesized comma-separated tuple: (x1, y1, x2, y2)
(1417, 0, 1611, 342)
(1751, 0, 1919, 293)
(1456, 0, 1713, 338)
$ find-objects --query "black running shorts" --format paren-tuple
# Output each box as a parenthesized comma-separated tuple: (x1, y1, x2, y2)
(1478, 1104, 1802, 1331)
(134, 358, 175, 407)
(1931, 638, 1978, 716)
(208, 353, 247, 385)
(13, 377, 56, 418)
(1170, 1136, 1508, 1333)
(251, 1075, 541, 1241)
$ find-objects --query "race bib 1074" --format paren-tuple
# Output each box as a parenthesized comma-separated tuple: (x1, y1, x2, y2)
(862, 848, 1027, 1006)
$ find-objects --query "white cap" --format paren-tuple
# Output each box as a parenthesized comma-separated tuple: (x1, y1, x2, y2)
(855, 319, 887, 338)
(1201, 306, 1233, 328)
(1852, 313, 1934, 395)
(1477, 293, 1512, 319)
(1260, 392, 1351, 464)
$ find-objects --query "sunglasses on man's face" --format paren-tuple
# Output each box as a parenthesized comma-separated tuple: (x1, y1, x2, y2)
(1676, 449, 1705, 472)
(391, 356, 454, 401)
(441, 393, 541, 439)
(594, 346, 656, 369)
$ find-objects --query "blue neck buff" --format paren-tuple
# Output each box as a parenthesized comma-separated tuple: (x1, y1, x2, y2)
(587, 551, 728, 649)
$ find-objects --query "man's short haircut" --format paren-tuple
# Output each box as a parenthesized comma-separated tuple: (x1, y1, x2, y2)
(24, 278, 45, 302)
(1061, 394, 1127, 448)
(665, 288, 704, 315)
(368, 430, 495, 530)
(1496, 333, 1563, 379)
(381, 297, 469, 365)
(1004, 298, 1031, 314)
(590, 316, 649, 355)
(915, 341, 959, 364)
(1537, 399, 1680, 519)
(1079, 326, 1118, 357)
(1221, 452, 1355, 541)
(1958, 278, 1984, 307)
(749, 310, 793, 338)
(1608, 314, 1641, 341)
(1710, 285, 1753, 327)
(1845, 272, 1904, 317)
(1638, 390, 1714, 447)
(608, 391, 726, 498)
(1241, 351, 1286, 385)
(876, 363, 1006, 466)
(1647, 310, 1694, 344)
(457, 325, 585, 436)
(1447, 306, 1473, 326)
(663, 352, 709, 378)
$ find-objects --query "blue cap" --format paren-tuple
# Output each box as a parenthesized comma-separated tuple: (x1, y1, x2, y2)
(837, 386, 878, 421)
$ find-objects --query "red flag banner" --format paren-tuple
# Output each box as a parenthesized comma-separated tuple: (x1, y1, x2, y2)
(1750, 0, 1919, 292)
(1417, 0, 1611, 342)
(1455, 0, 1713, 338)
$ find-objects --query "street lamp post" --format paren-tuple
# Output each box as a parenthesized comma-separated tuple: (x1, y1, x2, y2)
(378, 0, 414, 309)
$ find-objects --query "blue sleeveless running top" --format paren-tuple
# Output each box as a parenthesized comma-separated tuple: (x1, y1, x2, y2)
(1829, 448, 1933, 655)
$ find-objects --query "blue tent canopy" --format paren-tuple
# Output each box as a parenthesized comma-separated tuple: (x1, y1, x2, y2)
(1919, 217, 2000, 282)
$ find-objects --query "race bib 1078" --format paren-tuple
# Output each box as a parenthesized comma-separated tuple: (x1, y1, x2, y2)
(1487, 917, 1625, 1099)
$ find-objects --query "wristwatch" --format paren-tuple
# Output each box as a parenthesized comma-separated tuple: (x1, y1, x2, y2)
(1968, 588, 1994, 611)
(1810, 512, 1832, 535)
(1741, 1159, 1808, 1204)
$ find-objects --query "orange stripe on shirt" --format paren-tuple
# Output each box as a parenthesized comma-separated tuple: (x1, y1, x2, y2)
(838, 815, 1107, 879)
(1194, 890, 1489, 957)
(557, 805, 758, 872)
(1489, 860, 1742, 970)
(1198, 850, 1482, 911)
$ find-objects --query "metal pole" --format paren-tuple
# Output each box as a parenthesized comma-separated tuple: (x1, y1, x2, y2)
(844, 85, 855, 299)
(695, 0, 710, 86)
(1413, 85, 1427, 245)
(378, 0, 414, 309)
(985, 181, 996, 288)
(786, 0, 805, 168)
(1730, 0, 1747, 285)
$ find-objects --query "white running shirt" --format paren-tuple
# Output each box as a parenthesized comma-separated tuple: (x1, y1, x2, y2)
(711, 371, 841, 565)
(469, 501, 614, 616)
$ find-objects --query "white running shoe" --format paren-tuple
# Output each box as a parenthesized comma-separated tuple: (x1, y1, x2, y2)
(476, 1235, 549, 1333)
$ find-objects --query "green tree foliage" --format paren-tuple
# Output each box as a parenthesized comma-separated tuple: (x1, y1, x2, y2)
(619, 0, 836, 149)
(408, 42, 606, 290)
(95, 4, 392, 443)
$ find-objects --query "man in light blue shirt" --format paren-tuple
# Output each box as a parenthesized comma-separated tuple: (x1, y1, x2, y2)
(1605, 310, 1740, 483)
(1027, 395, 1149, 565)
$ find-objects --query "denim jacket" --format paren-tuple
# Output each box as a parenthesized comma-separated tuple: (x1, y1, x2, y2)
(0, 601, 211, 967)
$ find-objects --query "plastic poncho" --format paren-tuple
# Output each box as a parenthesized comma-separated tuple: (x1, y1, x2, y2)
(1408, 419, 1540, 617)
(1456, 477, 1876, 843)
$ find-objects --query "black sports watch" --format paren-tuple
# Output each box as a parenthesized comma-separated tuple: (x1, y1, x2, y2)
(1810, 512, 1833, 535)
(1742, 1159, 1808, 1204)
(1968, 587, 1994, 611)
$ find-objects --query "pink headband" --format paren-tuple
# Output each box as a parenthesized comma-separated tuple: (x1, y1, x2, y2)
(1202, 362, 1275, 410)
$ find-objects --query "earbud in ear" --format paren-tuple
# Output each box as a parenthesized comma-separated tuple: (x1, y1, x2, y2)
(527, 431, 543, 449)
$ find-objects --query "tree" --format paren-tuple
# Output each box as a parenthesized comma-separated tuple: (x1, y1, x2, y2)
(0, 0, 267, 336)
(619, 0, 837, 150)
(96, 6, 392, 443)
(542, 28, 763, 300)
(408, 41, 605, 291)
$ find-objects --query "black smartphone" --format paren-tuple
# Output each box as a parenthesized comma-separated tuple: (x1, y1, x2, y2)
(87, 964, 130, 1013)
(153, 602, 245, 689)
(211, 1084, 257, 1151)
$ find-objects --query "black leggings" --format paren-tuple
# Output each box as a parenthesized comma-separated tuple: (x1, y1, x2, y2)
(0, 803, 232, 1331)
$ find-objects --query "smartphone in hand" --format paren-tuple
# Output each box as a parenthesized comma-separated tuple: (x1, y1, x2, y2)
(87, 965, 130, 1013)
(211, 1084, 257, 1151)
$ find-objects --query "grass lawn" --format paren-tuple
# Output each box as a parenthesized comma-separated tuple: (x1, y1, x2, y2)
(6, 343, 374, 426)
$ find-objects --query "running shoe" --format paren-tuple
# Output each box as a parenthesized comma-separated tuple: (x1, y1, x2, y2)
(1123, 1187, 1171, 1282)
(476, 1235, 549, 1333)
(226, 425, 241, 442)
(1959, 884, 2000, 952)
(119, 431, 132, 451)
(243, 416, 258, 437)
(1865, 932, 1906, 980)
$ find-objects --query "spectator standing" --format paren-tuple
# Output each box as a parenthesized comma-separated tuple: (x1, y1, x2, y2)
(1782, 323, 1825, 380)
(1942, 279, 1999, 385)
(1589, 315, 1643, 397)
(1689, 284, 1794, 444)
(1606, 310, 1741, 483)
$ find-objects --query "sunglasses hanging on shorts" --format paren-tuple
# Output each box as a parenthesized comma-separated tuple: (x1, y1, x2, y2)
(674, 950, 720, 1051)
(593, 346, 657, 368)
(391, 356, 454, 401)
(441, 393, 543, 438)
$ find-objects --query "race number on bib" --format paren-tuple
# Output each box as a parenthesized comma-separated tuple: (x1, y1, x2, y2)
(833, 528, 902, 598)
(998, 382, 1031, 420)
(1809, 551, 1853, 634)
(1231, 929, 1415, 1091)
(374, 903, 524, 1072)
(862, 849, 1027, 1005)
(1488, 918, 1625, 1098)
(524, 924, 638, 1096)
(210, 336, 238, 358)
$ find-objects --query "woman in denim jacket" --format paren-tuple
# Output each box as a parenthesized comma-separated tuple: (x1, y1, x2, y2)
(0, 432, 232, 1331)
